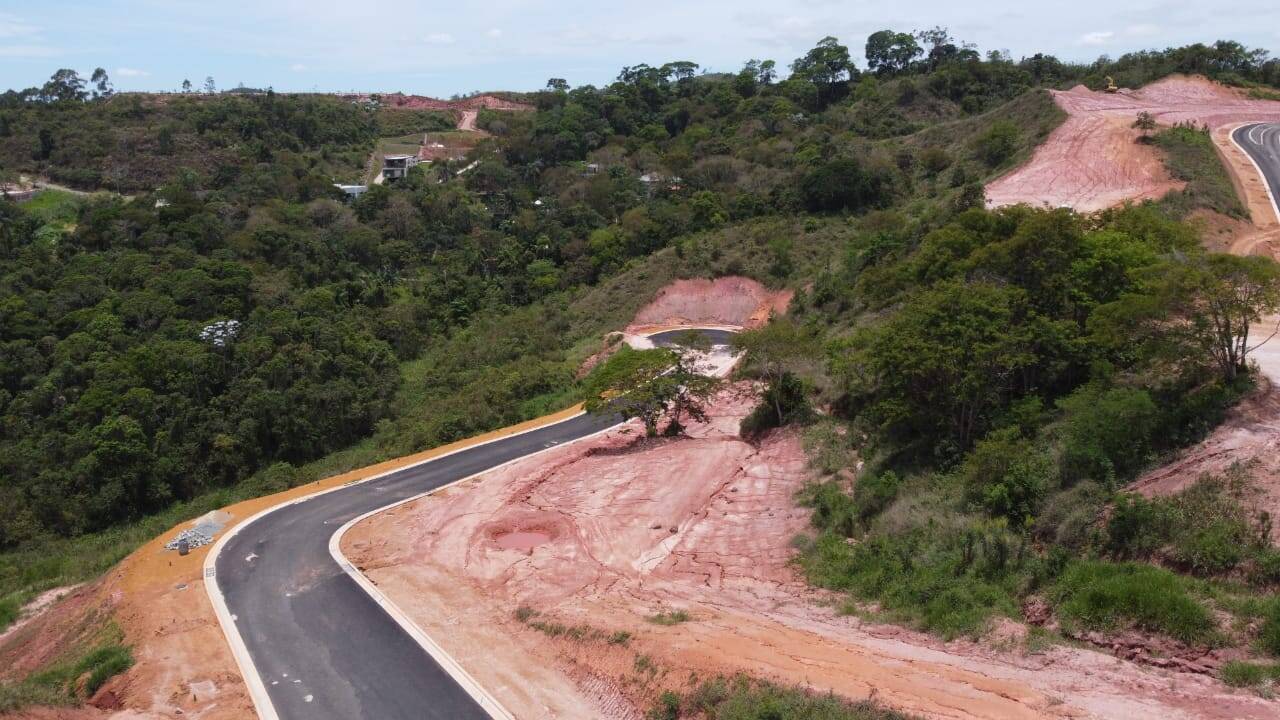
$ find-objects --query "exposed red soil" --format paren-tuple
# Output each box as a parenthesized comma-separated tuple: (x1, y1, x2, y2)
(986, 75, 1280, 215)
(625, 276, 792, 334)
(345, 383, 1277, 719)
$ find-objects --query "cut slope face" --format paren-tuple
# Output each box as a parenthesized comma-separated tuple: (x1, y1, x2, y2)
(626, 276, 791, 332)
(986, 75, 1280, 213)
(345, 388, 1277, 720)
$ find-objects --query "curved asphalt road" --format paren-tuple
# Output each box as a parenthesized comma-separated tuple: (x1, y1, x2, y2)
(1233, 123, 1280, 221)
(213, 329, 729, 719)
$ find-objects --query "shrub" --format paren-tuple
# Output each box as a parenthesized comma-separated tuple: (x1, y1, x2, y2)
(801, 480, 859, 537)
(852, 471, 901, 528)
(1105, 494, 1171, 559)
(798, 527, 1024, 638)
(1220, 660, 1280, 687)
(1262, 600, 1280, 657)
(974, 121, 1020, 167)
(740, 372, 810, 436)
(800, 157, 897, 213)
(1059, 386, 1159, 484)
(961, 428, 1052, 526)
(918, 147, 952, 176)
(1053, 560, 1215, 644)
(663, 674, 914, 719)
(647, 609, 691, 625)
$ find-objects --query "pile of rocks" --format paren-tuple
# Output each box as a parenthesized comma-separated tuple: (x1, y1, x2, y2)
(165, 528, 214, 552)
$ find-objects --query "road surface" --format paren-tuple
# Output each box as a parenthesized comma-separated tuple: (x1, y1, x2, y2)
(1233, 123, 1280, 223)
(211, 329, 729, 719)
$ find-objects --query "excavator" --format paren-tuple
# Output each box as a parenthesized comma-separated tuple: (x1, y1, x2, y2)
(1104, 76, 1119, 93)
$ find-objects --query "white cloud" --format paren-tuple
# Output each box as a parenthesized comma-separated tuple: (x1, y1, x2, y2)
(116, 67, 150, 77)
(425, 33, 454, 45)
(0, 44, 59, 58)
(0, 13, 38, 39)
(486, 28, 502, 39)
(290, 63, 307, 71)
(1079, 31, 1114, 46)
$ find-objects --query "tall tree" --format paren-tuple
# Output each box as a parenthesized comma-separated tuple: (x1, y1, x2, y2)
(865, 30, 922, 75)
(90, 68, 112, 99)
(791, 36, 857, 107)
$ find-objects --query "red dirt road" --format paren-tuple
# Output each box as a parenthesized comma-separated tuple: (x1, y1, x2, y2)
(986, 76, 1280, 213)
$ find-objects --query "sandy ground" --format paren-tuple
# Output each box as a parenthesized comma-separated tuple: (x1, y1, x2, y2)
(344, 382, 1278, 720)
(986, 75, 1280, 216)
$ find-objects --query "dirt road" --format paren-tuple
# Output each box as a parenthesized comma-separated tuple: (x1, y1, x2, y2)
(986, 76, 1280, 212)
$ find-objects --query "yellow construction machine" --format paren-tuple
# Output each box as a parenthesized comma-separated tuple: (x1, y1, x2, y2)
(1104, 76, 1119, 93)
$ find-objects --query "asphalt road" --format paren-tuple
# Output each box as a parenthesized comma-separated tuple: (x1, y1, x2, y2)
(1233, 123, 1280, 220)
(213, 329, 726, 719)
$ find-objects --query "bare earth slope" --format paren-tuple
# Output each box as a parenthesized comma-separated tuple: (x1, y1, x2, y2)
(986, 76, 1280, 213)
(345, 385, 1276, 720)
(341, 282, 1275, 720)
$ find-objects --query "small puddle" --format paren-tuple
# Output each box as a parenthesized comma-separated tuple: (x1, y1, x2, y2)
(493, 530, 552, 552)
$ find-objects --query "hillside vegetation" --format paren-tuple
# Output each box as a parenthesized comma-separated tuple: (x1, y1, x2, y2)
(4, 30, 1280, 710)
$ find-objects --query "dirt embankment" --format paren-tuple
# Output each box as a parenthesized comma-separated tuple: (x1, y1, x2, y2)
(345, 383, 1276, 720)
(986, 75, 1280, 217)
(625, 276, 792, 334)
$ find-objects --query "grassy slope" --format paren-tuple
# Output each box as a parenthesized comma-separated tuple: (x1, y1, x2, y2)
(1152, 125, 1248, 219)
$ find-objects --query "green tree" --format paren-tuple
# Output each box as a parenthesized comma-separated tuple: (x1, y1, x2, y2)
(832, 280, 1040, 451)
(733, 317, 820, 428)
(90, 68, 112, 99)
(791, 36, 856, 107)
(583, 346, 718, 437)
(865, 30, 923, 75)
(1097, 253, 1280, 382)
(1132, 111, 1157, 140)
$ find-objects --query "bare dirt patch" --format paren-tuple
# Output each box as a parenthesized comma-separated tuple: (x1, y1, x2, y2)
(625, 276, 791, 334)
(986, 75, 1280, 215)
(345, 386, 1276, 719)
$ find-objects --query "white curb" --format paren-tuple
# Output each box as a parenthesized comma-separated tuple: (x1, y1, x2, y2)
(1228, 121, 1280, 226)
(204, 327, 739, 719)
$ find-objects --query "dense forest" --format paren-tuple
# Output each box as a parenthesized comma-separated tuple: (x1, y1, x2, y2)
(4, 29, 1280, 699)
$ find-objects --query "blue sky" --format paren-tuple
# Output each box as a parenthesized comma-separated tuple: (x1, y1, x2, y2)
(3, 1, 1279, 96)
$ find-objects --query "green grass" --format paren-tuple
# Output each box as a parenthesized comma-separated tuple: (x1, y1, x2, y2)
(1053, 560, 1217, 644)
(1152, 125, 1247, 219)
(1221, 660, 1280, 688)
(647, 609, 691, 626)
(653, 674, 917, 720)
(798, 528, 1025, 639)
(0, 627, 133, 713)
(20, 189, 82, 232)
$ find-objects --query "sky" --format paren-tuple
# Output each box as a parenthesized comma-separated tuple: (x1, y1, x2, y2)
(3, 1, 1280, 96)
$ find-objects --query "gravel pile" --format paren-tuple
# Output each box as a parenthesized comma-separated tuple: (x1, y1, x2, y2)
(165, 528, 213, 551)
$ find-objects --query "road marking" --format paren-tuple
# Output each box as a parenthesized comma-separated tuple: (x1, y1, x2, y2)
(206, 327, 741, 720)
(1231, 123, 1280, 226)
